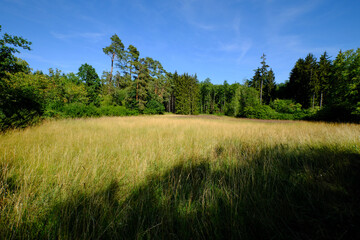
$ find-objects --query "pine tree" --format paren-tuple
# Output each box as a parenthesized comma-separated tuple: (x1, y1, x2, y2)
(103, 34, 125, 90)
(264, 68, 275, 104)
(260, 53, 269, 104)
(318, 52, 332, 108)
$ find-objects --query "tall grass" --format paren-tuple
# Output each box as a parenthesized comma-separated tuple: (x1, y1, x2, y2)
(1, 115, 359, 239)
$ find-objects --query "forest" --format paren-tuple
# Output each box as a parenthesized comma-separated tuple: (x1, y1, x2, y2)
(1, 25, 360, 239)
(1, 25, 359, 131)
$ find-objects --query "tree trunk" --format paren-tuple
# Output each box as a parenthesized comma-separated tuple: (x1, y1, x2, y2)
(260, 79, 263, 104)
(320, 92, 323, 108)
(136, 80, 139, 102)
(223, 92, 225, 113)
(167, 98, 170, 112)
(172, 94, 175, 113)
(312, 93, 315, 109)
(109, 52, 115, 93)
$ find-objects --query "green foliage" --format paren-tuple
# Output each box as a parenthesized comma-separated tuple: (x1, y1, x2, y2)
(101, 88, 128, 106)
(53, 103, 138, 118)
(0, 72, 60, 130)
(242, 104, 311, 120)
(270, 99, 302, 114)
(0, 25, 32, 78)
(312, 103, 359, 122)
(144, 99, 165, 115)
(282, 48, 360, 122)
(174, 73, 199, 115)
(2, 25, 359, 127)
(61, 103, 100, 118)
(103, 34, 125, 60)
(77, 63, 101, 105)
(232, 85, 260, 117)
(249, 54, 275, 104)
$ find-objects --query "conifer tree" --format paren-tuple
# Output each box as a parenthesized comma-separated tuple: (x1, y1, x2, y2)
(264, 68, 275, 104)
(318, 52, 332, 108)
(103, 34, 125, 89)
(260, 53, 269, 104)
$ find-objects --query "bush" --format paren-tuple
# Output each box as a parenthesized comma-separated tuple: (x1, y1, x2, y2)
(0, 73, 45, 131)
(143, 100, 165, 115)
(242, 104, 312, 120)
(311, 103, 360, 122)
(61, 103, 100, 118)
(0, 108, 41, 131)
(243, 105, 279, 119)
(44, 102, 65, 118)
(270, 99, 302, 114)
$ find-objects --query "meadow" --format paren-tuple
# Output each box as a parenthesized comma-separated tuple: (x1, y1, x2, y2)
(1, 115, 359, 239)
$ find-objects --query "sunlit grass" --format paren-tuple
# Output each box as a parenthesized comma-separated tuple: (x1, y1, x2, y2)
(1, 115, 359, 239)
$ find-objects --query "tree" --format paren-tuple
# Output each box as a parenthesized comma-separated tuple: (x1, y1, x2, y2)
(263, 68, 275, 104)
(232, 85, 259, 117)
(173, 73, 199, 114)
(259, 53, 269, 104)
(305, 54, 319, 109)
(249, 68, 261, 91)
(77, 63, 101, 105)
(103, 34, 125, 89)
(124, 45, 140, 80)
(135, 58, 150, 110)
(0, 26, 34, 130)
(0, 25, 32, 78)
(144, 57, 167, 103)
(287, 54, 318, 108)
(249, 54, 273, 104)
(200, 78, 212, 113)
(328, 49, 360, 119)
(318, 52, 332, 108)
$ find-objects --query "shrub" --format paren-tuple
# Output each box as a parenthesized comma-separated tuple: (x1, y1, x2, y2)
(144, 100, 165, 115)
(270, 99, 302, 114)
(312, 103, 360, 122)
(0, 73, 45, 130)
(61, 103, 100, 118)
(243, 105, 278, 119)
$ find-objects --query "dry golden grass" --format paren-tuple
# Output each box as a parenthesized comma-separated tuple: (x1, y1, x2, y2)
(1, 115, 359, 239)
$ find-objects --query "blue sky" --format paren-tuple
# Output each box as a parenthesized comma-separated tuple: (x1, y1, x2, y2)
(1, 0, 359, 84)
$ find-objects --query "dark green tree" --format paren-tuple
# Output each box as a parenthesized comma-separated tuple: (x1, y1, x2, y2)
(200, 78, 212, 113)
(318, 52, 332, 108)
(125, 45, 140, 80)
(249, 68, 261, 92)
(306, 54, 319, 109)
(103, 34, 125, 89)
(263, 68, 275, 104)
(174, 73, 199, 114)
(77, 63, 101, 105)
(259, 53, 269, 104)
(287, 54, 318, 108)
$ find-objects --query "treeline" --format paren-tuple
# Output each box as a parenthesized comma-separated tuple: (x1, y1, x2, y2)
(281, 50, 360, 121)
(198, 51, 360, 122)
(1, 26, 359, 131)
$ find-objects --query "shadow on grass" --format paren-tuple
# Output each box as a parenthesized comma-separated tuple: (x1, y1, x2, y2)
(7, 144, 360, 239)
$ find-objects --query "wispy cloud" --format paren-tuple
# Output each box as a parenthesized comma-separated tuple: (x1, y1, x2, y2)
(217, 39, 252, 65)
(177, 0, 218, 30)
(232, 16, 241, 35)
(21, 52, 70, 70)
(50, 31, 105, 42)
(263, 0, 324, 53)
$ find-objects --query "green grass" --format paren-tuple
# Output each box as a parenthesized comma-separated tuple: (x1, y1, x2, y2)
(1, 115, 359, 239)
